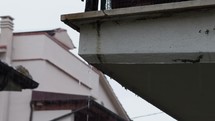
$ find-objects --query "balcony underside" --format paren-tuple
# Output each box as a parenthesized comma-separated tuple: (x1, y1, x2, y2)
(92, 63, 215, 120)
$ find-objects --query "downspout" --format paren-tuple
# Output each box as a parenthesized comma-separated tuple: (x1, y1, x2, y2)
(29, 101, 34, 121)
(51, 97, 92, 121)
(50, 105, 88, 121)
(87, 97, 90, 121)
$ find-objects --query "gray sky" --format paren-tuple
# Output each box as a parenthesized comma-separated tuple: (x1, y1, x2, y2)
(0, 0, 176, 120)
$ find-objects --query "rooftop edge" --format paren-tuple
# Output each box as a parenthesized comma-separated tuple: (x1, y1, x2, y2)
(61, 0, 215, 32)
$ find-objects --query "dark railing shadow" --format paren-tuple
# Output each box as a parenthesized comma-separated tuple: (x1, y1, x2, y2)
(83, 0, 191, 11)
(112, 0, 190, 9)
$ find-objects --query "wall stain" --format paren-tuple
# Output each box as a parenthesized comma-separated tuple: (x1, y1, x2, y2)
(198, 30, 202, 33)
(173, 55, 203, 64)
(135, 13, 173, 21)
(205, 29, 210, 35)
(114, 21, 120, 25)
(96, 21, 103, 63)
(198, 28, 215, 35)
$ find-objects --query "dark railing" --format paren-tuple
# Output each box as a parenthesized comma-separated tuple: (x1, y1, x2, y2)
(84, 0, 190, 11)
(112, 0, 189, 9)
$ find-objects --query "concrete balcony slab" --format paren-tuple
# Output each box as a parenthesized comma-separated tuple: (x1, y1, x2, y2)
(62, 0, 215, 120)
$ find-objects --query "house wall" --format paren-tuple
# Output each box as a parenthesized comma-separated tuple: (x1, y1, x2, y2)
(13, 34, 99, 98)
(7, 90, 32, 121)
(43, 35, 99, 97)
(33, 110, 73, 121)
(13, 35, 46, 60)
(12, 60, 90, 95)
(97, 80, 118, 114)
(4, 32, 124, 121)
(0, 92, 10, 121)
(7, 60, 89, 121)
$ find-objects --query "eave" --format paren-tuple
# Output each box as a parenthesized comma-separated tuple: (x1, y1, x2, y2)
(61, 0, 215, 32)
(0, 61, 39, 91)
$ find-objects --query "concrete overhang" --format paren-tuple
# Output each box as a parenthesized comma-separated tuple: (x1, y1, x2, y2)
(61, 0, 215, 32)
(62, 0, 215, 120)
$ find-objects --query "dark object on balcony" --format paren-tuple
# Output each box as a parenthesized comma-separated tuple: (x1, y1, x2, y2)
(111, 0, 189, 9)
(112, 0, 152, 8)
(101, 0, 107, 10)
(0, 61, 39, 91)
(85, 0, 99, 11)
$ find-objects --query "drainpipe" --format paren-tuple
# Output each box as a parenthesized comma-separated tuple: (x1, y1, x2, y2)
(29, 101, 34, 121)
(0, 16, 14, 121)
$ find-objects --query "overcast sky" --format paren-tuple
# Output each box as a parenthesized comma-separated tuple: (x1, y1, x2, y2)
(0, 0, 176, 120)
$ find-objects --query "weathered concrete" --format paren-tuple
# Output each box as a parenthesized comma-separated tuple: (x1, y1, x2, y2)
(78, 9, 215, 64)
(62, 0, 215, 120)
(62, 0, 215, 32)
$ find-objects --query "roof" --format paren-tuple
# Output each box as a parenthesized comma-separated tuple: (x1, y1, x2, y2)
(14, 28, 76, 50)
(31, 91, 129, 121)
(61, 0, 215, 32)
(95, 69, 131, 120)
(0, 16, 14, 20)
(0, 61, 39, 91)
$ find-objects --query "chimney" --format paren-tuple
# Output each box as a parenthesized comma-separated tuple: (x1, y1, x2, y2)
(0, 16, 14, 63)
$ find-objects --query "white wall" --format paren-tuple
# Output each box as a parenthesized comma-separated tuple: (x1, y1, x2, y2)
(13, 60, 90, 95)
(13, 34, 100, 98)
(0, 92, 10, 121)
(7, 32, 125, 121)
(7, 90, 32, 121)
(43, 36, 99, 97)
(13, 35, 46, 60)
(33, 110, 73, 121)
(97, 81, 118, 114)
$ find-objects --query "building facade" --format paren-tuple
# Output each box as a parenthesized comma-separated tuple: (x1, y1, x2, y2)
(0, 16, 130, 121)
